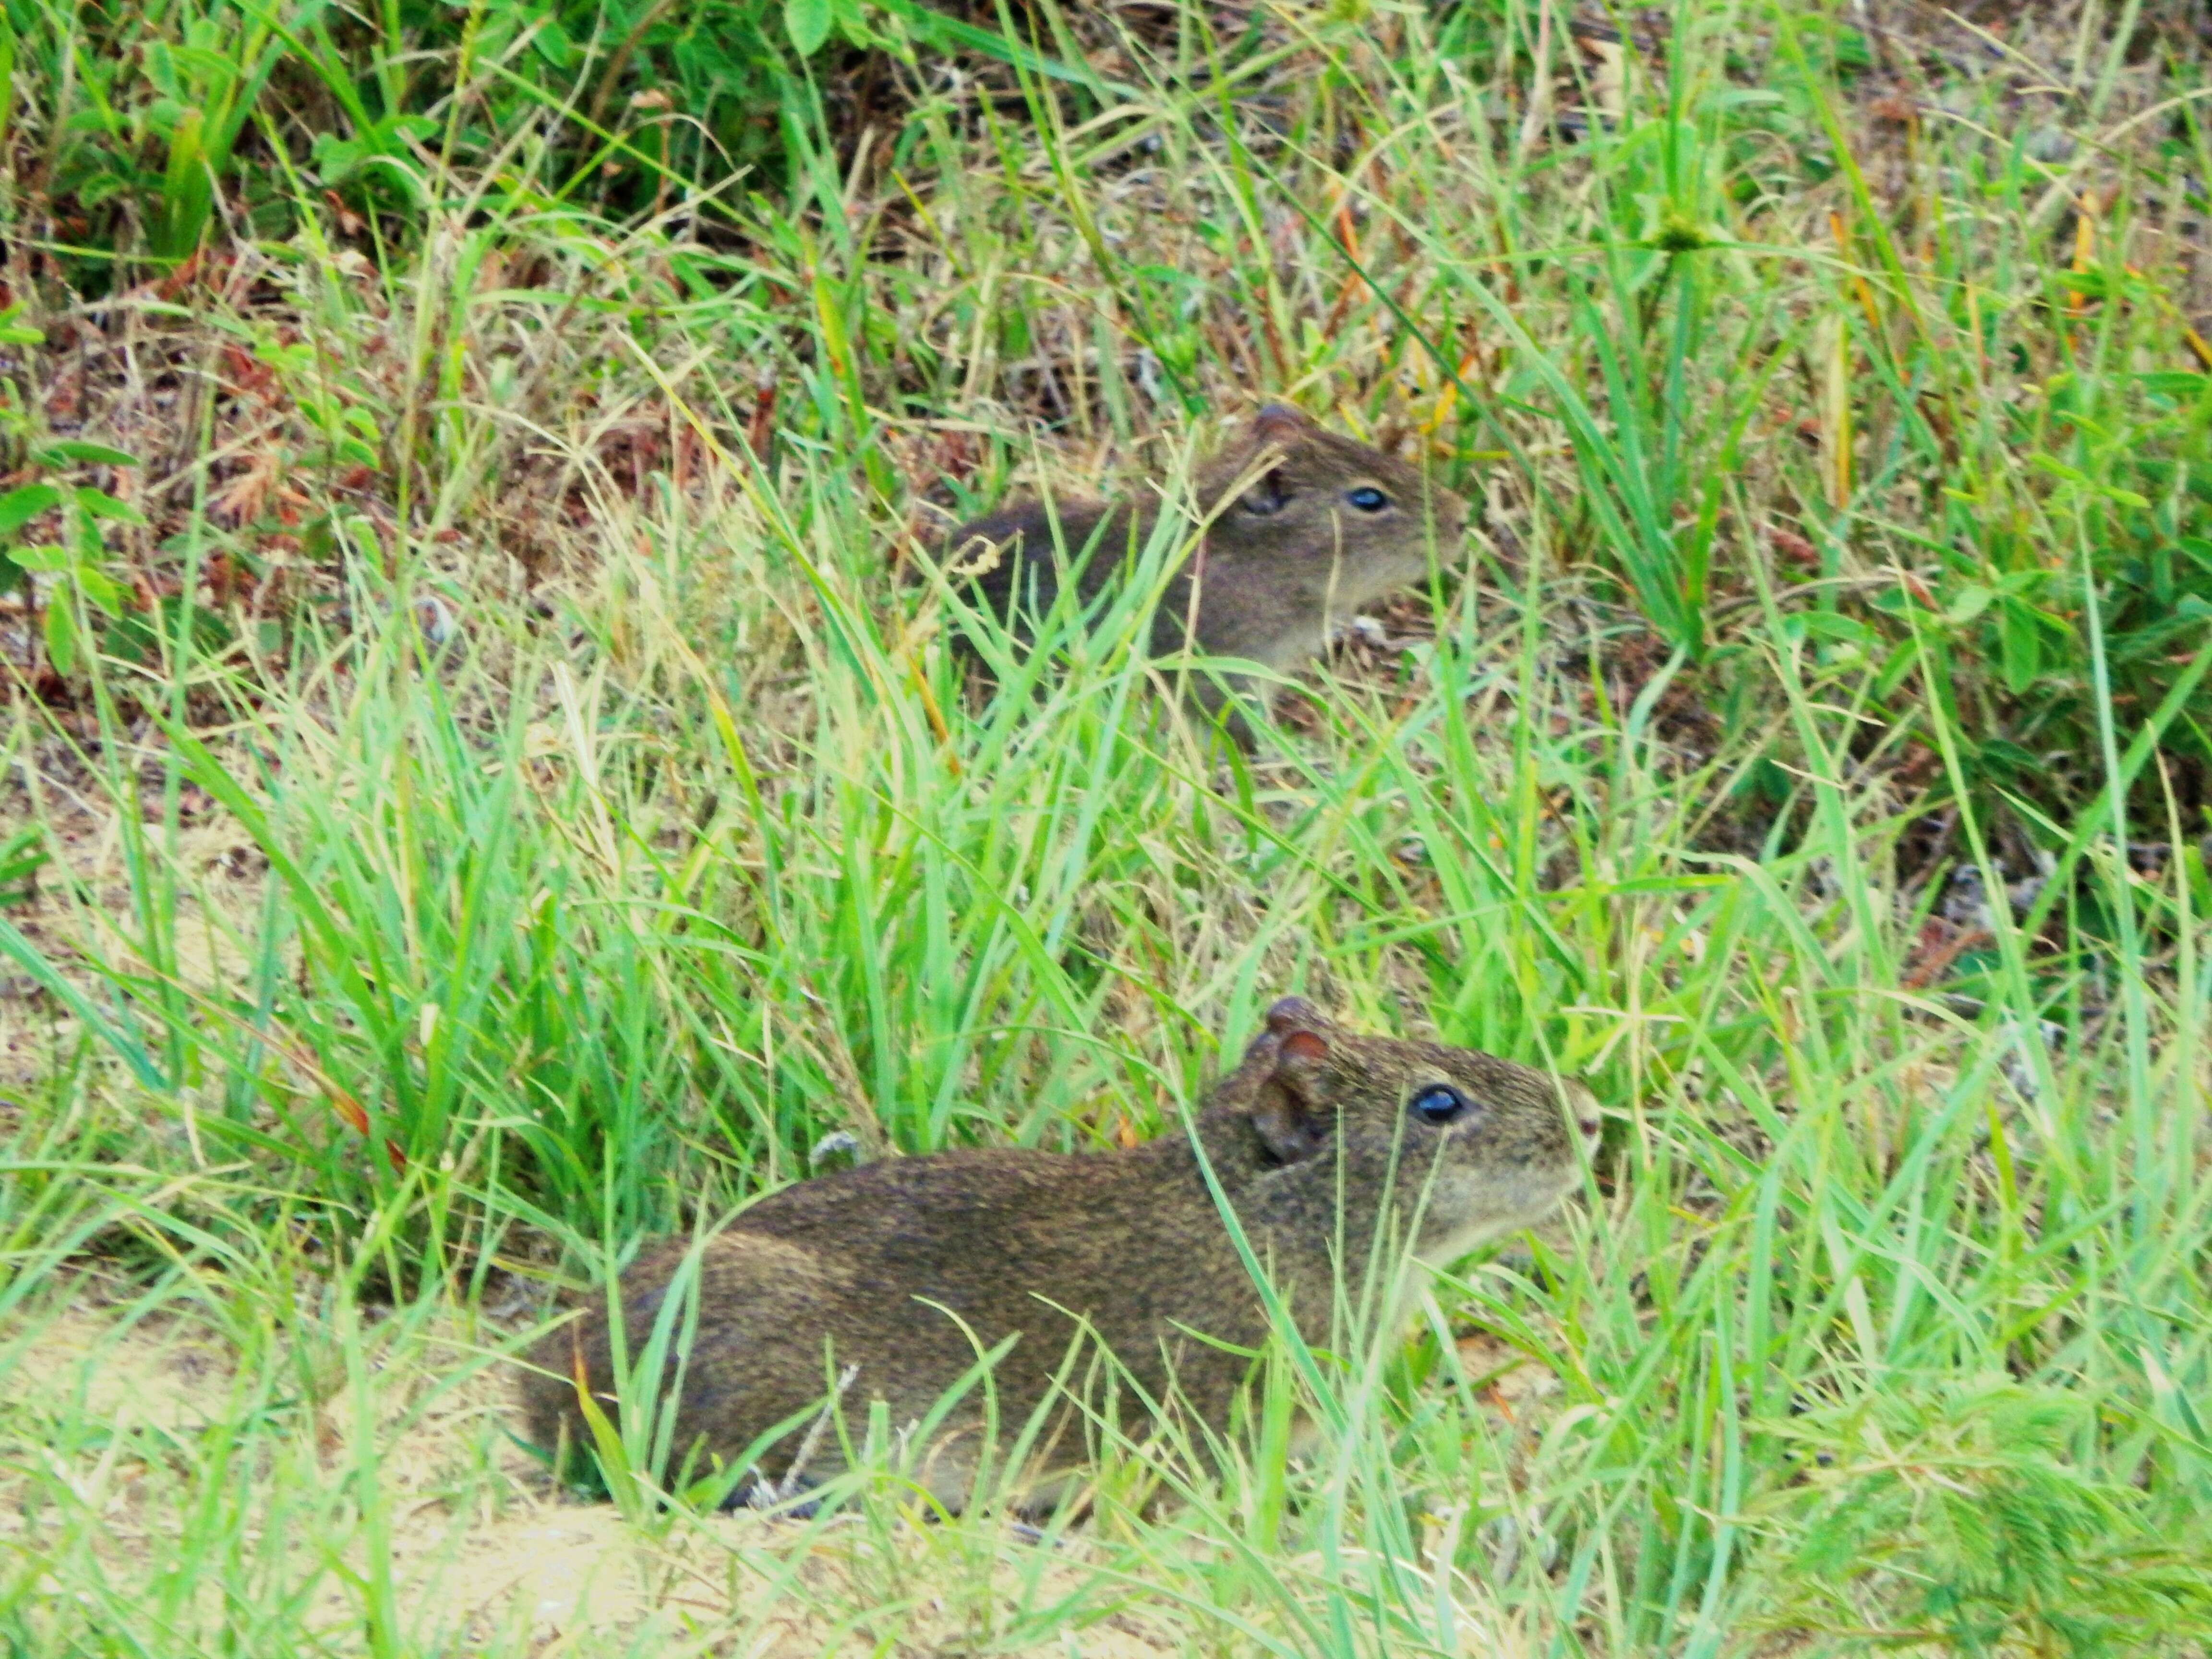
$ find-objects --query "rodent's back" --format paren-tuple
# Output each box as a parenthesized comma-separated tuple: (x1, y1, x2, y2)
(941, 494, 1146, 642)
(520, 1139, 1268, 1490)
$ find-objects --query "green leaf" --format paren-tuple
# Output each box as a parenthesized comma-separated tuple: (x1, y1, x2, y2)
(785, 0, 832, 56)
(0, 824, 47, 899)
(2027, 451, 2150, 508)
(2028, 453, 2091, 488)
(77, 566, 126, 618)
(8, 543, 71, 574)
(1998, 597, 2042, 694)
(828, 0, 870, 46)
(156, 104, 213, 262)
(43, 597, 78, 675)
(74, 486, 147, 526)
(1873, 640, 1917, 698)
(530, 14, 576, 67)
(0, 915, 169, 1089)
(1972, 736, 2040, 781)
(2134, 372, 2209, 399)
(144, 40, 181, 101)
(76, 171, 132, 210)
(1798, 611, 1872, 648)
(1944, 584, 1994, 626)
(0, 484, 62, 534)
(37, 441, 141, 468)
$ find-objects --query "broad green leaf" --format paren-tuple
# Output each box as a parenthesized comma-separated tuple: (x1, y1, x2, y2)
(78, 566, 126, 618)
(0, 484, 61, 534)
(43, 597, 78, 675)
(1798, 611, 1872, 648)
(530, 14, 576, 67)
(2135, 371, 2209, 399)
(75, 486, 147, 526)
(1944, 584, 1994, 626)
(38, 441, 141, 468)
(785, 0, 831, 56)
(0, 300, 38, 346)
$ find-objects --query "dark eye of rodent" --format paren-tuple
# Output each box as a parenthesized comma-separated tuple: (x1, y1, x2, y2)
(1412, 1085, 1468, 1125)
(1345, 486, 1390, 512)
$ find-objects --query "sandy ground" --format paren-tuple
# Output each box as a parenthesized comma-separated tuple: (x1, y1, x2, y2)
(0, 1294, 1563, 1653)
(0, 1297, 1206, 1653)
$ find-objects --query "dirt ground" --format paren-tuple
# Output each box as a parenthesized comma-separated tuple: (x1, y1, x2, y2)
(3, 1298, 1218, 1652)
(1, 1295, 1567, 1651)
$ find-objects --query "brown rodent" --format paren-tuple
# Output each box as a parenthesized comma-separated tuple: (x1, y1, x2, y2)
(944, 405, 1470, 739)
(521, 996, 1598, 1512)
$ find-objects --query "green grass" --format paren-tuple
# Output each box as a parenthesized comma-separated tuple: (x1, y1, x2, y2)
(2, 0, 2211, 1652)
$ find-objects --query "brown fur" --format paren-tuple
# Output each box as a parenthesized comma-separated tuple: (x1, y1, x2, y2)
(945, 405, 1470, 738)
(520, 998, 1598, 1512)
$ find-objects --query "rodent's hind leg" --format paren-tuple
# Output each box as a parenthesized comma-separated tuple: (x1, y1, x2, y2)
(1004, 1467, 1093, 1525)
(725, 1472, 825, 1519)
(1004, 1514, 1086, 1548)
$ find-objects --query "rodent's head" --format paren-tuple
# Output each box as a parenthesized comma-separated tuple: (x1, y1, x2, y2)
(1211, 996, 1600, 1262)
(1194, 405, 1469, 603)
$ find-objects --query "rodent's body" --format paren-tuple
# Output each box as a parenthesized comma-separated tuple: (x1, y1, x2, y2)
(522, 998, 1598, 1511)
(947, 407, 1469, 736)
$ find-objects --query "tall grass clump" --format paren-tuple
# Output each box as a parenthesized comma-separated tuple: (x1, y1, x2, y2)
(0, 0, 2208, 1653)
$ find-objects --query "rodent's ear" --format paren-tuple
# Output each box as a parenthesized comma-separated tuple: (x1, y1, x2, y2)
(1251, 403, 1313, 444)
(1250, 1083, 1323, 1164)
(1237, 465, 1290, 517)
(1248, 1011, 1333, 1165)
